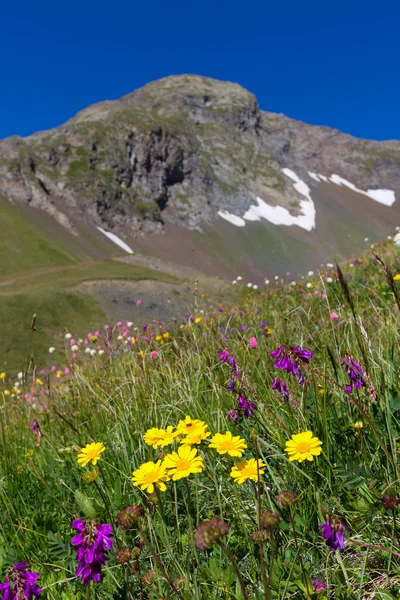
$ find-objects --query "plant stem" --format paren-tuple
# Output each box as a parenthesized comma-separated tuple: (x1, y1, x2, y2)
(288, 508, 310, 599)
(255, 440, 269, 599)
(137, 527, 185, 600)
(218, 541, 249, 600)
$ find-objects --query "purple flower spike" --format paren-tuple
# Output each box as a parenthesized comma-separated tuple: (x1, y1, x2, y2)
(271, 377, 289, 402)
(72, 520, 113, 586)
(237, 394, 257, 418)
(0, 560, 41, 599)
(341, 355, 366, 395)
(319, 517, 347, 552)
(270, 344, 312, 386)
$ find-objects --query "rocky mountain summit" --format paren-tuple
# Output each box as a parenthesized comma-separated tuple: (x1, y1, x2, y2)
(1, 75, 400, 278)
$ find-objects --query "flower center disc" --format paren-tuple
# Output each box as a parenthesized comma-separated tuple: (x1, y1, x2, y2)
(176, 459, 190, 471)
(145, 472, 159, 483)
(296, 442, 310, 453)
(221, 441, 236, 451)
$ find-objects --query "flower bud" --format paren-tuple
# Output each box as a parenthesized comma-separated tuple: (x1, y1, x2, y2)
(194, 517, 229, 550)
(381, 495, 400, 510)
(116, 505, 144, 530)
(115, 548, 134, 564)
(252, 529, 270, 544)
(261, 510, 280, 530)
(276, 491, 298, 508)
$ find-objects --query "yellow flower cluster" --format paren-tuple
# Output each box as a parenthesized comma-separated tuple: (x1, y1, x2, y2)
(131, 415, 265, 493)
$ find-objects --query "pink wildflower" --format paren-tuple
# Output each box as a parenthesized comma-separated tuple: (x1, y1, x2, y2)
(249, 337, 258, 349)
(137, 300, 143, 306)
(51, 366, 57, 372)
(64, 368, 70, 376)
(150, 351, 158, 360)
(330, 312, 339, 320)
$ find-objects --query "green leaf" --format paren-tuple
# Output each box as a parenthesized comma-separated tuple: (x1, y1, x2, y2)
(75, 489, 97, 518)
(47, 532, 71, 561)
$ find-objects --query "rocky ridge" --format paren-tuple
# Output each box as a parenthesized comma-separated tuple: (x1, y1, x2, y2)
(2, 74, 400, 240)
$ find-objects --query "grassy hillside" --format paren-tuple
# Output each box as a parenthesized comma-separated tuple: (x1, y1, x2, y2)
(1, 237, 400, 598)
(0, 195, 78, 276)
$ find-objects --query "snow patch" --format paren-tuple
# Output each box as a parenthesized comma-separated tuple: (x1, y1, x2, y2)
(218, 211, 246, 227)
(218, 169, 316, 231)
(330, 174, 395, 206)
(308, 172, 321, 182)
(97, 227, 134, 254)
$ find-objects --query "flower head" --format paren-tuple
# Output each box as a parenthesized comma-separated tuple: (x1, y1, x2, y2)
(132, 460, 170, 493)
(381, 495, 400, 510)
(230, 458, 265, 484)
(116, 505, 145, 530)
(341, 354, 366, 394)
(249, 337, 258, 349)
(209, 431, 247, 457)
(285, 431, 322, 463)
(180, 428, 210, 446)
(77, 442, 105, 467)
(163, 446, 204, 480)
(194, 517, 229, 550)
(261, 510, 280, 530)
(71, 520, 113, 586)
(0, 561, 41, 599)
(144, 426, 177, 448)
(319, 516, 348, 551)
(237, 394, 257, 418)
(271, 377, 289, 402)
(226, 410, 238, 423)
(176, 416, 207, 436)
(276, 491, 298, 508)
(312, 579, 328, 593)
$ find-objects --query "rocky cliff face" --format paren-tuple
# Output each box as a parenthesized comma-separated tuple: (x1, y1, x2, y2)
(2, 75, 399, 241)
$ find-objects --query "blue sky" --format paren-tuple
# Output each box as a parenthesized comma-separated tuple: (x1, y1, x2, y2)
(1, 0, 399, 140)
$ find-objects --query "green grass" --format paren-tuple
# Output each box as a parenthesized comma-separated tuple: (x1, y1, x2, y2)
(1, 239, 400, 598)
(0, 196, 78, 276)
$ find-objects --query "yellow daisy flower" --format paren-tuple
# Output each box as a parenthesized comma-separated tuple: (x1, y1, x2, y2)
(285, 431, 322, 463)
(194, 317, 201, 323)
(176, 416, 207, 436)
(0, 372, 6, 380)
(36, 379, 43, 386)
(144, 426, 177, 448)
(77, 442, 106, 467)
(3, 390, 10, 397)
(132, 460, 170, 493)
(394, 274, 400, 281)
(230, 458, 265, 484)
(180, 427, 211, 446)
(162, 332, 170, 338)
(209, 431, 247, 457)
(163, 446, 204, 480)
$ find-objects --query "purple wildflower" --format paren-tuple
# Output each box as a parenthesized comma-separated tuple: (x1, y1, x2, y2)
(0, 560, 41, 599)
(319, 517, 347, 551)
(270, 345, 313, 386)
(29, 419, 42, 446)
(218, 349, 229, 363)
(340, 355, 366, 394)
(312, 579, 327, 593)
(271, 377, 289, 401)
(72, 519, 113, 586)
(237, 394, 257, 418)
(227, 410, 238, 423)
